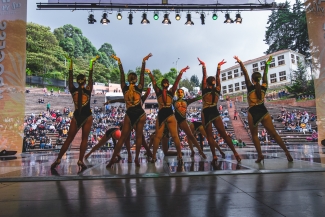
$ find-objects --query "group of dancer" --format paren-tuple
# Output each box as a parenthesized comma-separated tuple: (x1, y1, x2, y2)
(51, 53, 293, 171)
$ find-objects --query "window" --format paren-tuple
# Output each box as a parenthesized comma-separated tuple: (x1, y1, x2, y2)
(278, 55, 285, 65)
(227, 71, 232, 79)
(241, 81, 246, 90)
(240, 70, 244, 76)
(234, 69, 239, 78)
(235, 87, 240, 91)
(260, 61, 265, 71)
(252, 63, 259, 72)
(291, 54, 295, 64)
(270, 73, 277, 83)
(222, 77, 227, 81)
(223, 90, 227, 94)
(221, 73, 226, 77)
(296, 56, 300, 62)
(222, 86, 227, 90)
(229, 89, 233, 93)
(242, 86, 246, 90)
(279, 71, 286, 81)
(269, 58, 275, 68)
(241, 81, 246, 85)
(228, 84, 233, 88)
(235, 82, 239, 87)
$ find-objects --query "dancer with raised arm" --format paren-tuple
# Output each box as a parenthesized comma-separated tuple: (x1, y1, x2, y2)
(51, 55, 99, 171)
(98, 87, 153, 162)
(174, 89, 206, 158)
(234, 55, 293, 163)
(146, 66, 189, 163)
(197, 58, 241, 163)
(106, 53, 152, 168)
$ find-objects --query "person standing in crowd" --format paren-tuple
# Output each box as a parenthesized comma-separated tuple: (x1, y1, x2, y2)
(51, 55, 99, 171)
(106, 53, 152, 168)
(197, 57, 241, 163)
(234, 55, 293, 163)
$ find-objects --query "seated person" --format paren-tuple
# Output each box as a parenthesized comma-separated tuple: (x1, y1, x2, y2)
(237, 139, 246, 148)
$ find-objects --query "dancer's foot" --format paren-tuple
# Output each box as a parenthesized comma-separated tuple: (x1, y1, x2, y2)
(116, 154, 122, 163)
(220, 151, 226, 159)
(212, 155, 218, 162)
(77, 160, 87, 170)
(177, 156, 183, 164)
(151, 158, 157, 163)
(134, 158, 140, 167)
(190, 151, 195, 158)
(84, 153, 91, 160)
(234, 153, 241, 163)
(106, 157, 117, 168)
(51, 159, 61, 169)
(285, 152, 293, 162)
(255, 155, 265, 163)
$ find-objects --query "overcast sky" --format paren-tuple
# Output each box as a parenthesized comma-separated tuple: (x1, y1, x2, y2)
(27, 0, 287, 79)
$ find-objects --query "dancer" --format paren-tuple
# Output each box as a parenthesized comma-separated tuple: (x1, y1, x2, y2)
(84, 127, 121, 160)
(51, 55, 99, 170)
(146, 67, 188, 163)
(234, 55, 293, 163)
(106, 53, 152, 168)
(102, 87, 153, 162)
(173, 89, 206, 158)
(197, 57, 241, 163)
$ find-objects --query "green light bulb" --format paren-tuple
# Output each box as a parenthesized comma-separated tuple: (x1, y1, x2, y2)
(212, 14, 218, 20)
(154, 14, 159, 20)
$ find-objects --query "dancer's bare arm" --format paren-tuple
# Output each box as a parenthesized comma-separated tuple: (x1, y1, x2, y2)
(234, 56, 252, 87)
(198, 58, 207, 89)
(111, 54, 125, 89)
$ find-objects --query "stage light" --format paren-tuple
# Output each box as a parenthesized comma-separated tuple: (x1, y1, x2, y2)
(117, 12, 122, 20)
(234, 13, 242, 24)
(185, 13, 194, 26)
(162, 13, 171, 25)
(200, 13, 205, 25)
(100, 13, 110, 25)
(88, 13, 97, 24)
(224, 13, 234, 24)
(141, 13, 150, 25)
(154, 12, 159, 20)
(128, 13, 133, 25)
(212, 13, 218, 20)
(175, 13, 181, 21)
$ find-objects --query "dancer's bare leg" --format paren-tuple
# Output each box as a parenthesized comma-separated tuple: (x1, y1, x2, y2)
(79, 117, 93, 162)
(142, 134, 152, 158)
(106, 116, 132, 167)
(166, 116, 182, 159)
(247, 113, 262, 158)
(179, 121, 206, 158)
(125, 134, 132, 163)
(85, 132, 109, 159)
(56, 118, 79, 159)
(213, 117, 241, 162)
(197, 126, 225, 158)
(152, 121, 167, 161)
(134, 115, 146, 167)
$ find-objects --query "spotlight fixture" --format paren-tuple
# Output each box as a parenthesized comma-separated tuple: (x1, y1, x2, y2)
(185, 13, 194, 26)
(212, 13, 218, 20)
(141, 13, 150, 25)
(88, 13, 96, 24)
(200, 13, 205, 25)
(162, 13, 171, 25)
(234, 13, 242, 24)
(224, 13, 234, 24)
(175, 13, 181, 21)
(117, 12, 122, 20)
(100, 13, 110, 25)
(153, 12, 159, 20)
(128, 13, 133, 25)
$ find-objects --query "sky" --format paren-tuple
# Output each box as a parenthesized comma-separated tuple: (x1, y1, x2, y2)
(27, 0, 287, 79)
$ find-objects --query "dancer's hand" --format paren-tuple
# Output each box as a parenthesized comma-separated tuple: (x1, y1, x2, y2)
(197, 58, 205, 67)
(91, 55, 100, 63)
(180, 66, 190, 73)
(143, 53, 153, 62)
(218, 59, 226, 67)
(233, 56, 241, 63)
(266, 56, 273, 65)
(110, 54, 121, 63)
(145, 68, 151, 74)
(104, 100, 110, 105)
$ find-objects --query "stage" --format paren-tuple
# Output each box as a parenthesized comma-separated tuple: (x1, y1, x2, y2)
(0, 144, 324, 182)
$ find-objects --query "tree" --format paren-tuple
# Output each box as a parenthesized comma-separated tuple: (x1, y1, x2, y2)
(190, 75, 200, 87)
(286, 61, 314, 96)
(98, 43, 117, 67)
(179, 78, 194, 91)
(264, 0, 310, 59)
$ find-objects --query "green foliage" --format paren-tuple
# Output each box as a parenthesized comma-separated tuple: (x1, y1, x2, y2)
(179, 78, 194, 91)
(190, 75, 200, 87)
(286, 61, 315, 96)
(264, 0, 310, 59)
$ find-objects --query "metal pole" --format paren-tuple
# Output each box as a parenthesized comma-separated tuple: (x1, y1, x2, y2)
(64, 58, 67, 87)
(176, 58, 180, 89)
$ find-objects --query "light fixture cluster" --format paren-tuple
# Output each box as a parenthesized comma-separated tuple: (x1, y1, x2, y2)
(224, 12, 242, 24)
(88, 11, 242, 25)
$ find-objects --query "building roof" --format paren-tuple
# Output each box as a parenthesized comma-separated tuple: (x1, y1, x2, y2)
(221, 49, 304, 72)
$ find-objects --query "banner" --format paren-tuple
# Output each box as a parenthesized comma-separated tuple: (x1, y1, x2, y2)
(305, 0, 325, 144)
(0, 0, 27, 153)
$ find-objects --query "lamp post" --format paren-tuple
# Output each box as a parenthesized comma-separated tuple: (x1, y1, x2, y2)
(173, 58, 180, 88)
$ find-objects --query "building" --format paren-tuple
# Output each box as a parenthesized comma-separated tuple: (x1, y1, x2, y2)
(220, 49, 305, 96)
